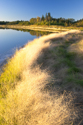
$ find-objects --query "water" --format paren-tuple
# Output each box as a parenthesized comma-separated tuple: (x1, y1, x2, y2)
(0, 28, 42, 65)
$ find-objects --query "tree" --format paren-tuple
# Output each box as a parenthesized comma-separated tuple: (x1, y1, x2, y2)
(37, 16, 41, 22)
(68, 18, 75, 23)
(45, 13, 48, 21)
(41, 15, 45, 21)
(65, 22, 68, 26)
(30, 18, 37, 24)
(47, 12, 52, 21)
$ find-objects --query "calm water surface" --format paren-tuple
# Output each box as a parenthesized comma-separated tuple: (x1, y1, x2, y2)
(0, 29, 39, 64)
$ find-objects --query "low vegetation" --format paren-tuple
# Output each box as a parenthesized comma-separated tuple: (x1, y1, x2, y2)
(0, 30, 83, 125)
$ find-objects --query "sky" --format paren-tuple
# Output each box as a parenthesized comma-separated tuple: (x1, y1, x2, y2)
(0, 0, 83, 21)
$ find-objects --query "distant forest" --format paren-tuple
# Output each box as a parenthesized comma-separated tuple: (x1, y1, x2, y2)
(0, 13, 83, 27)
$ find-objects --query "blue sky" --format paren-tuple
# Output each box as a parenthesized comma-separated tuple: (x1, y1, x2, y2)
(0, 0, 83, 21)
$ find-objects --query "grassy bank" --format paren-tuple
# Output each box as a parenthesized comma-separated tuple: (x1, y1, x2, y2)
(0, 30, 83, 125)
(0, 25, 70, 33)
(0, 24, 83, 33)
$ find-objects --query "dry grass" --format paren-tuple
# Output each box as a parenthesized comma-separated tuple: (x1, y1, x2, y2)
(0, 25, 80, 33)
(0, 68, 75, 125)
(69, 39, 83, 54)
(0, 30, 83, 125)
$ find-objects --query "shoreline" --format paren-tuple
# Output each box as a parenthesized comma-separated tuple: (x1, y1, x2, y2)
(0, 45, 25, 72)
(0, 29, 80, 71)
(0, 27, 73, 69)
(0, 29, 80, 68)
(0, 24, 70, 33)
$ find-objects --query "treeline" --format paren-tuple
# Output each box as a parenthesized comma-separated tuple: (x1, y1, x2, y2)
(0, 21, 9, 25)
(29, 13, 75, 26)
(0, 21, 30, 25)
(0, 13, 83, 27)
(73, 19, 83, 27)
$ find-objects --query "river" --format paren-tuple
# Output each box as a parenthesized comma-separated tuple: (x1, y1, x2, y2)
(0, 28, 50, 66)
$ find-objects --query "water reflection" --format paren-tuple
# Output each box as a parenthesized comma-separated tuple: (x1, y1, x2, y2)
(0, 28, 51, 65)
(13, 28, 51, 37)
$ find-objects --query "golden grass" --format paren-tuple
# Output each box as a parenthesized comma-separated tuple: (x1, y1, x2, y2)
(0, 30, 83, 125)
(0, 68, 76, 125)
(69, 39, 83, 54)
(0, 37, 50, 97)
(0, 24, 81, 33)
